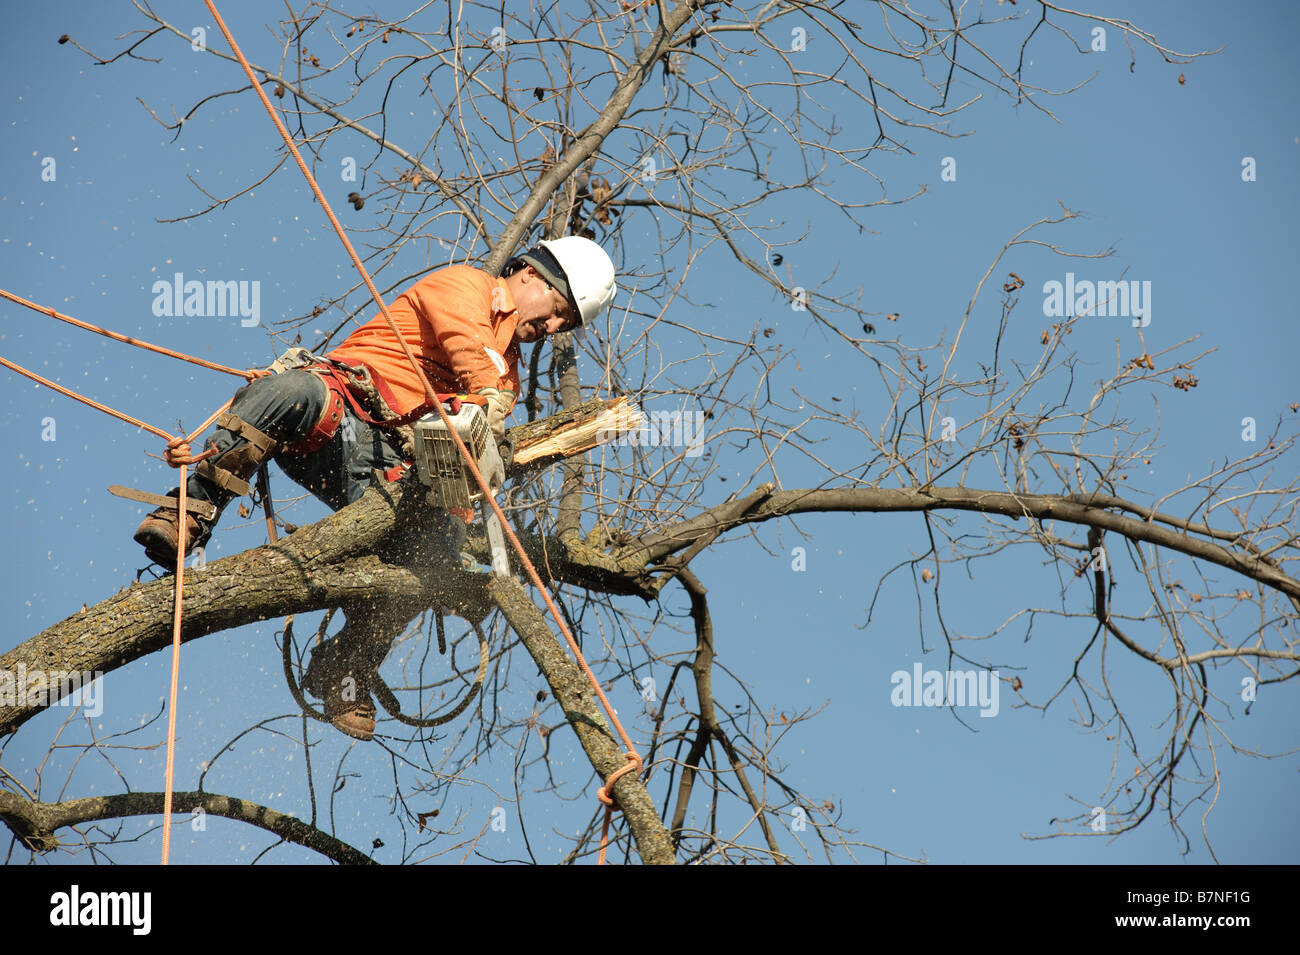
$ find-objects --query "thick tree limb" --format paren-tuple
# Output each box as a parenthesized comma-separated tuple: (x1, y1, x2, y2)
(0, 400, 641, 736)
(0, 478, 491, 736)
(622, 486, 1300, 602)
(9, 480, 1295, 736)
(488, 576, 675, 865)
(0, 789, 374, 864)
(508, 396, 642, 471)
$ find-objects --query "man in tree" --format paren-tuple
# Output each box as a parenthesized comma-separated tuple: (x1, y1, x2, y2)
(133, 235, 617, 566)
(130, 236, 617, 737)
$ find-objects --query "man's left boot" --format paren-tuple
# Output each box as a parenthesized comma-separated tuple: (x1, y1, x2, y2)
(132, 411, 278, 566)
(133, 489, 216, 566)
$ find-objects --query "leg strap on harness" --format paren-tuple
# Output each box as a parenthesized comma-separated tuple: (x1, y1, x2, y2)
(215, 411, 275, 454)
(195, 412, 279, 497)
(278, 374, 346, 456)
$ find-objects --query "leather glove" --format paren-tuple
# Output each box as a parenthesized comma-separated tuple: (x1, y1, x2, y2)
(476, 387, 515, 442)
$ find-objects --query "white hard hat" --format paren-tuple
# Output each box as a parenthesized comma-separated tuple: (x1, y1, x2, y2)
(532, 236, 617, 326)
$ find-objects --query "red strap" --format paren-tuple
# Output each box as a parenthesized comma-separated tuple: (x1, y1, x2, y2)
(281, 382, 345, 455)
(321, 361, 460, 429)
(354, 360, 423, 422)
(278, 362, 463, 457)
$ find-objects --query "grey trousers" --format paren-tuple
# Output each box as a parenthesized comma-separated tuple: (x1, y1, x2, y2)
(186, 368, 407, 523)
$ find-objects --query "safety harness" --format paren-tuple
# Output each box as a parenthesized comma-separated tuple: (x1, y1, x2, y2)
(111, 348, 467, 524)
(258, 346, 463, 486)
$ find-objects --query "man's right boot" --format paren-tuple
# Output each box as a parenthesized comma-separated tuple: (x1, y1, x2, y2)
(301, 636, 381, 741)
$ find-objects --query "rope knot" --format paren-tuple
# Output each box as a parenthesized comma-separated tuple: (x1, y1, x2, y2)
(163, 436, 216, 468)
(597, 751, 643, 806)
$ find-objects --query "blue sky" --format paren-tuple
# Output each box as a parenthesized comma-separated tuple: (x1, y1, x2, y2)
(1, 2, 1297, 865)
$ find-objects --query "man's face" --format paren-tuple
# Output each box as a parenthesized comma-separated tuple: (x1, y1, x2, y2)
(510, 266, 578, 344)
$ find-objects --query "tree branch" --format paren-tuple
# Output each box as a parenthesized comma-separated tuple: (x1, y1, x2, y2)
(487, 576, 675, 865)
(0, 789, 375, 864)
(622, 486, 1300, 602)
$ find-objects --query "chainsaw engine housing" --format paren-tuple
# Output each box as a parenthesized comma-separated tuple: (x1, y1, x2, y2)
(412, 403, 504, 509)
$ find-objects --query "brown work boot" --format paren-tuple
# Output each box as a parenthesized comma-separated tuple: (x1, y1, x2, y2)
(302, 640, 379, 741)
(133, 489, 212, 566)
(133, 410, 278, 567)
(325, 692, 378, 741)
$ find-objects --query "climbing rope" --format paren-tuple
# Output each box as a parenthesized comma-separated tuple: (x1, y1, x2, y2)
(203, 0, 645, 863)
(0, 292, 272, 864)
(0, 6, 647, 865)
(159, 466, 187, 865)
(0, 287, 267, 381)
(0, 353, 232, 462)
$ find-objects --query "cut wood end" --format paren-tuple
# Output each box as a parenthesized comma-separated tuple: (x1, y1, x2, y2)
(512, 396, 645, 466)
(591, 396, 646, 440)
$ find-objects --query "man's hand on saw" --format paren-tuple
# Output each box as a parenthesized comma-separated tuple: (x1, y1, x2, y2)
(476, 387, 515, 442)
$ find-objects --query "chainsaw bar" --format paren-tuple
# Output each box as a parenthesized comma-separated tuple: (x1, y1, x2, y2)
(483, 506, 511, 578)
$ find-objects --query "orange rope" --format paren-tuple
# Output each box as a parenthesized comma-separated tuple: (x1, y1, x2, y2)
(163, 400, 234, 467)
(597, 752, 644, 864)
(0, 354, 231, 459)
(160, 468, 188, 865)
(0, 337, 242, 865)
(0, 354, 174, 442)
(0, 287, 265, 381)
(204, 0, 644, 862)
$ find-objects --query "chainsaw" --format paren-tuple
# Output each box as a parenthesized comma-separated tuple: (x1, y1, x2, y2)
(411, 403, 510, 576)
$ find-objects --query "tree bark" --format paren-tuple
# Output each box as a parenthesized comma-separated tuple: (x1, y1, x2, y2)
(0, 789, 375, 864)
(623, 485, 1300, 602)
(489, 577, 674, 864)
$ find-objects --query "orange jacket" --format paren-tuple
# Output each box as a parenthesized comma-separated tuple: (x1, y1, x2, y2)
(326, 265, 521, 416)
